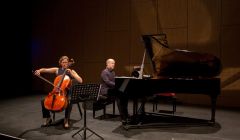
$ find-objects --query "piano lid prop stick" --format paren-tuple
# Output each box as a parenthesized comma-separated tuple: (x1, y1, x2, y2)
(139, 49, 146, 79)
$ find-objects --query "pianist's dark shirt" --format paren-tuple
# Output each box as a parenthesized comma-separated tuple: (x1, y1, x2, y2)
(100, 68, 115, 95)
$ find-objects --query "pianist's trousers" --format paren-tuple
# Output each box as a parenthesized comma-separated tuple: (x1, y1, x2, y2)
(41, 99, 73, 119)
(108, 88, 129, 121)
(117, 94, 129, 121)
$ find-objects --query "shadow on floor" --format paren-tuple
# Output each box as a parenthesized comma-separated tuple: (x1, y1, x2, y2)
(112, 113, 221, 138)
(18, 119, 80, 138)
(94, 114, 121, 121)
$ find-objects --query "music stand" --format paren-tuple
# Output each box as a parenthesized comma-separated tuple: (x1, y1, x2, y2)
(71, 83, 104, 140)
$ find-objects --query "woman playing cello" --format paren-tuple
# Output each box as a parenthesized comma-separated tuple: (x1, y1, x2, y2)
(34, 55, 83, 128)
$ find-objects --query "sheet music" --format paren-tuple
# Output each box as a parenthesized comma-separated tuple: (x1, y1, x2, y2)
(115, 76, 136, 92)
(115, 76, 136, 79)
(118, 78, 130, 92)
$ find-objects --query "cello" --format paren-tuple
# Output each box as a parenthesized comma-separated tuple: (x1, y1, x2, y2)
(33, 59, 74, 112)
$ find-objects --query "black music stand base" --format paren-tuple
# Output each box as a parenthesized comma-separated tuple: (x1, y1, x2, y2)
(72, 102, 104, 140)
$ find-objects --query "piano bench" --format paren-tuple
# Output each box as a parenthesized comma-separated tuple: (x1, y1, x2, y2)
(151, 93, 176, 114)
(92, 97, 115, 118)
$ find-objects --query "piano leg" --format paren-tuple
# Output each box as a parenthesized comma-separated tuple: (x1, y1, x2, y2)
(133, 99, 138, 115)
(210, 95, 218, 124)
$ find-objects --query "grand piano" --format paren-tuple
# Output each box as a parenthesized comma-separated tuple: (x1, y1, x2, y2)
(115, 34, 222, 127)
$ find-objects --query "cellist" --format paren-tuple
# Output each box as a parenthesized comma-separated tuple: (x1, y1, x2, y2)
(34, 55, 83, 129)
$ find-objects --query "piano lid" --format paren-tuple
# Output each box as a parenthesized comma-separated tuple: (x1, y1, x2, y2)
(142, 34, 222, 78)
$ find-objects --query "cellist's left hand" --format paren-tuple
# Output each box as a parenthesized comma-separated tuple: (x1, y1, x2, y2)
(66, 69, 73, 74)
(66, 69, 77, 76)
(66, 68, 83, 83)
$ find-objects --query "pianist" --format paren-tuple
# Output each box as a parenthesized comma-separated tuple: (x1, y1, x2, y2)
(100, 58, 116, 98)
(100, 58, 129, 125)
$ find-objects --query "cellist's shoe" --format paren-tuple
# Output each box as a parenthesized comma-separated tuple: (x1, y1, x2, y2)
(63, 119, 70, 129)
(64, 122, 70, 129)
(41, 118, 52, 127)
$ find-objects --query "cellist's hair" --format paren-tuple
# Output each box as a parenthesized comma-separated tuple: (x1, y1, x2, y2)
(58, 56, 69, 65)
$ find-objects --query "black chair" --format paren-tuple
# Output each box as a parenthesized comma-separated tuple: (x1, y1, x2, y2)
(92, 95, 115, 118)
(151, 92, 177, 114)
(72, 83, 104, 140)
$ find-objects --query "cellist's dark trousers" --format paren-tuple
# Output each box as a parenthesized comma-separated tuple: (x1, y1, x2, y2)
(41, 99, 73, 119)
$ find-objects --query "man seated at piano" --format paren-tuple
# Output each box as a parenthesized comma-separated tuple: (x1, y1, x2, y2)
(99, 58, 130, 125)
(99, 58, 116, 98)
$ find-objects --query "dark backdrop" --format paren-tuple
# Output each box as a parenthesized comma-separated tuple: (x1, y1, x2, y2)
(2, 1, 31, 98)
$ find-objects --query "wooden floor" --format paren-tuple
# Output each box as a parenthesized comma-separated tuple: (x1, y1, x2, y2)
(0, 94, 239, 140)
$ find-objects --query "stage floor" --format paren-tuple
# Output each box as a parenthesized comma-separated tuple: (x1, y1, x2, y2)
(0, 94, 239, 140)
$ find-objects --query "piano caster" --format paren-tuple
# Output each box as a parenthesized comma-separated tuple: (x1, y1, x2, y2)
(122, 124, 129, 130)
(208, 120, 215, 126)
